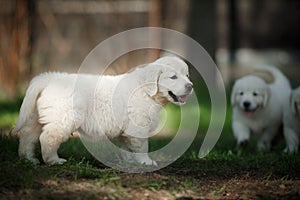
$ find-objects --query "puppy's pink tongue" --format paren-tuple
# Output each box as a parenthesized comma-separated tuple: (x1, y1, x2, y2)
(179, 96, 187, 103)
(244, 111, 254, 117)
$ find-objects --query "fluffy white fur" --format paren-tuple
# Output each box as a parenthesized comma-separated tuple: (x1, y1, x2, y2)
(13, 56, 193, 165)
(283, 86, 300, 153)
(231, 65, 291, 151)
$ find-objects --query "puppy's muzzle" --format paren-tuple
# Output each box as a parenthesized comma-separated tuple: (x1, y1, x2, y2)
(242, 101, 257, 112)
(243, 101, 251, 109)
(185, 83, 193, 93)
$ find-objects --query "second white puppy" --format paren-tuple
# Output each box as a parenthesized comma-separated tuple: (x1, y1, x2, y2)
(231, 65, 291, 151)
(283, 86, 300, 153)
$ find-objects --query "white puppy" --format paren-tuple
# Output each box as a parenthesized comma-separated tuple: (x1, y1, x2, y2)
(231, 65, 291, 151)
(283, 86, 300, 153)
(13, 56, 193, 165)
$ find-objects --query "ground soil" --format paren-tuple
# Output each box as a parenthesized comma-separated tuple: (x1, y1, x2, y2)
(1, 166, 299, 200)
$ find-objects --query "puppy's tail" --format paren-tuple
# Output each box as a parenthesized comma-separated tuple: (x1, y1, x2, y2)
(254, 65, 291, 89)
(12, 73, 51, 134)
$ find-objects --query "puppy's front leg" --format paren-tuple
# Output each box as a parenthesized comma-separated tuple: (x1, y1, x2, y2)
(121, 136, 157, 166)
(283, 127, 299, 153)
(233, 121, 251, 147)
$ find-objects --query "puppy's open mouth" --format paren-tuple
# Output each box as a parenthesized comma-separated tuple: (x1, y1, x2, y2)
(243, 108, 257, 117)
(168, 91, 188, 104)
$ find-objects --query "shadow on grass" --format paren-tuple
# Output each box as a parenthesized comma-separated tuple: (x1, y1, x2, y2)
(1, 132, 299, 180)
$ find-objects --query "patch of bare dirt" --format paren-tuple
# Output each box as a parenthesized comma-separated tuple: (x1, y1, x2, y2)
(1, 172, 300, 200)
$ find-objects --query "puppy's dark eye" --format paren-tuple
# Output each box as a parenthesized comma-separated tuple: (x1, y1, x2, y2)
(170, 75, 177, 79)
(239, 92, 244, 96)
(253, 92, 258, 96)
(186, 74, 189, 78)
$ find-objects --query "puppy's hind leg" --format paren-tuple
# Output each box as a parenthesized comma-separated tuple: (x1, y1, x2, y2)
(19, 129, 41, 164)
(39, 123, 70, 165)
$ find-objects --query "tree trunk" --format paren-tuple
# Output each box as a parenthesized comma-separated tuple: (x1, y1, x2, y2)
(0, 0, 29, 97)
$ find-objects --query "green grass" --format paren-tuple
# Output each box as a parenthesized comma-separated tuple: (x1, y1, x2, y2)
(1, 134, 299, 189)
(0, 96, 23, 128)
(1, 130, 300, 199)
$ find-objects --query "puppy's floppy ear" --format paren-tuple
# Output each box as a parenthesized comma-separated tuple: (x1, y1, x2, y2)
(291, 92, 299, 116)
(262, 87, 271, 108)
(144, 64, 163, 97)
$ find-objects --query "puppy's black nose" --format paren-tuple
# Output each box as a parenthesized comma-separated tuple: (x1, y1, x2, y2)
(185, 83, 193, 92)
(243, 101, 251, 108)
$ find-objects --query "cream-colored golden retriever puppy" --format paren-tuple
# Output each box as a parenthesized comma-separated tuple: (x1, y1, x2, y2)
(13, 56, 193, 165)
(283, 86, 300, 153)
(231, 65, 291, 151)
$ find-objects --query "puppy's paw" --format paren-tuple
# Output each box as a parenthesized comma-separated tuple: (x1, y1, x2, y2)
(29, 158, 41, 165)
(257, 142, 270, 152)
(48, 158, 67, 165)
(138, 157, 158, 166)
(150, 160, 158, 166)
(24, 157, 40, 165)
(283, 147, 289, 154)
(283, 147, 298, 154)
(238, 140, 249, 148)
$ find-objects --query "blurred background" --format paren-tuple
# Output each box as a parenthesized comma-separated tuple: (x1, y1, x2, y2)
(0, 2, 300, 197)
(1, 0, 300, 98)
